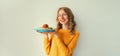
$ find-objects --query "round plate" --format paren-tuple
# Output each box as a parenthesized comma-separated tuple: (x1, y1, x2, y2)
(37, 29, 55, 32)
(34, 27, 55, 33)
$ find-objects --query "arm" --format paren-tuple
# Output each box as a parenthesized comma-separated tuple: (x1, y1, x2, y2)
(44, 34, 53, 55)
(54, 32, 80, 55)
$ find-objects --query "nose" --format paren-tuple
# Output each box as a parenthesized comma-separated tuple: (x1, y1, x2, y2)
(61, 16, 64, 19)
(60, 17, 65, 20)
(59, 15, 64, 19)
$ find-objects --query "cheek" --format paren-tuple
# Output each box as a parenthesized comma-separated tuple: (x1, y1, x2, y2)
(64, 16, 68, 21)
(57, 18, 61, 22)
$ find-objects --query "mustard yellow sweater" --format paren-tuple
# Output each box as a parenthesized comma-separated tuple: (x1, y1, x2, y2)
(44, 29, 80, 56)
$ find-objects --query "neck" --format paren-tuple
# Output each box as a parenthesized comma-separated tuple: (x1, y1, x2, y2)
(62, 24, 68, 30)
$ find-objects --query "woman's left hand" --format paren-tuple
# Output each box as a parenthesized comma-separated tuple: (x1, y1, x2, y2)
(48, 31, 58, 37)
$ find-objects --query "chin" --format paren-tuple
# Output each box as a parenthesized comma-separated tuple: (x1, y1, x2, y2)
(60, 22, 67, 25)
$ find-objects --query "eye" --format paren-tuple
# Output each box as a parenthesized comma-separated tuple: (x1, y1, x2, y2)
(58, 15, 62, 17)
(62, 13, 67, 16)
(58, 13, 67, 17)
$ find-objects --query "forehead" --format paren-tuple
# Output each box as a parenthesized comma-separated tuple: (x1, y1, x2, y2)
(58, 9, 66, 14)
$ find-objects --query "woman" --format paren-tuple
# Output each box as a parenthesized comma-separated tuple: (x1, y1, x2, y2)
(42, 7, 80, 56)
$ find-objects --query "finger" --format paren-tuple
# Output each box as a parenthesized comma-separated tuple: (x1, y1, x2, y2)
(39, 32, 48, 34)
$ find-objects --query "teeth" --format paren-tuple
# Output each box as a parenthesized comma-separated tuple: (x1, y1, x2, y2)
(61, 19, 65, 22)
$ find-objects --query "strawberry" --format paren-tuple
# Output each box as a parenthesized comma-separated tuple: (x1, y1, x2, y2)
(42, 24, 48, 28)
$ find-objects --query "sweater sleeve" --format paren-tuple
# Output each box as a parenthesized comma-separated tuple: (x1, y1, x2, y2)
(54, 31, 80, 56)
(44, 35, 53, 55)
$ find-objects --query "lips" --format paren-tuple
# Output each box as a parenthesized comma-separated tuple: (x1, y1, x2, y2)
(60, 19, 65, 22)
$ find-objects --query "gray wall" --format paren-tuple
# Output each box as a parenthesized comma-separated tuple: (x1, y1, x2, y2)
(0, 0, 120, 56)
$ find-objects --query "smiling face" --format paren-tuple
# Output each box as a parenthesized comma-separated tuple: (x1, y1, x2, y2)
(57, 9, 69, 25)
(56, 7, 75, 32)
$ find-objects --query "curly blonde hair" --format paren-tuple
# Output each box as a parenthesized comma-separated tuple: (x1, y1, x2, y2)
(56, 7, 76, 34)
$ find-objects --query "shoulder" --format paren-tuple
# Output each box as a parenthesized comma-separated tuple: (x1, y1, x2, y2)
(74, 30, 80, 35)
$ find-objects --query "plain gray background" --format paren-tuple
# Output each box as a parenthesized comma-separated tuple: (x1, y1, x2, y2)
(0, 0, 120, 56)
